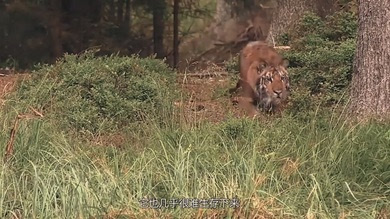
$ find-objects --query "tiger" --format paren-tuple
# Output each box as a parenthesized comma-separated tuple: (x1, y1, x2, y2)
(233, 41, 290, 117)
(255, 62, 290, 113)
(230, 41, 285, 94)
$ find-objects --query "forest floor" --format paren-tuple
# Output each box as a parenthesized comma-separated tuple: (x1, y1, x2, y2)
(176, 69, 246, 124)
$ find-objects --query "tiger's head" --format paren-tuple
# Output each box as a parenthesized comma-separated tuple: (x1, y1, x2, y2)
(256, 61, 290, 112)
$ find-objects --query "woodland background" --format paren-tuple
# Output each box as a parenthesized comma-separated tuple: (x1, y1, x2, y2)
(0, 0, 350, 69)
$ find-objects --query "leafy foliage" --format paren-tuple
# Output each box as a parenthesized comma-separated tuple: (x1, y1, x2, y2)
(15, 51, 176, 134)
(280, 11, 357, 115)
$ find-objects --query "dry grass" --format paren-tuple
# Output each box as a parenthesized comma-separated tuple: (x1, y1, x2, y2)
(0, 74, 25, 106)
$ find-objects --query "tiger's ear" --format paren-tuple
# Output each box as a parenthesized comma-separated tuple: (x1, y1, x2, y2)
(281, 59, 289, 68)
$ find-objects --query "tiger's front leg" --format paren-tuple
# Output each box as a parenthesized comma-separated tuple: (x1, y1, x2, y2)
(238, 96, 259, 119)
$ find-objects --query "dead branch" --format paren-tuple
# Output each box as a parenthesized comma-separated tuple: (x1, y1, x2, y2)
(4, 116, 20, 163)
(3, 108, 44, 163)
(29, 106, 44, 118)
(178, 72, 229, 78)
(274, 46, 291, 50)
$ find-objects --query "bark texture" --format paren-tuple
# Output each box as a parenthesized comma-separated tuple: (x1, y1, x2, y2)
(48, 0, 63, 59)
(123, 0, 131, 33)
(153, 0, 165, 59)
(349, 0, 390, 119)
(117, 0, 124, 25)
(173, 0, 179, 68)
(214, 0, 233, 24)
(266, 0, 316, 45)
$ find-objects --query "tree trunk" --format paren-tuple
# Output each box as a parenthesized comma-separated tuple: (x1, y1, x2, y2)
(316, 0, 337, 18)
(48, 0, 63, 59)
(0, 0, 5, 10)
(90, 0, 102, 23)
(108, 0, 115, 22)
(173, 0, 179, 68)
(153, 0, 165, 59)
(349, 0, 390, 120)
(117, 0, 124, 25)
(214, 0, 233, 24)
(266, 0, 316, 45)
(123, 0, 131, 33)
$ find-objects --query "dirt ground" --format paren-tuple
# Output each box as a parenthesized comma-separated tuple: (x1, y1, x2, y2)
(175, 66, 246, 124)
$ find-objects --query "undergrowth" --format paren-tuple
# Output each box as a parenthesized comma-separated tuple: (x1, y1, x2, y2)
(0, 106, 389, 218)
(0, 2, 389, 218)
(6, 51, 176, 135)
(281, 10, 357, 116)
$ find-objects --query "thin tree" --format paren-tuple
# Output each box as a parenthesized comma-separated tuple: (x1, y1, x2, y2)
(266, 0, 315, 45)
(152, 0, 166, 59)
(117, 0, 124, 25)
(214, 0, 233, 24)
(48, 0, 63, 59)
(173, 0, 179, 68)
(349, 0, 390, 120)
(108, 0, 115, 22)
(265, 0, 335, 45)
(123, 0, 132, 34)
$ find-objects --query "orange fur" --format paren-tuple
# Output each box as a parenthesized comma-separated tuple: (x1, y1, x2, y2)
(232, 41, 290, 117)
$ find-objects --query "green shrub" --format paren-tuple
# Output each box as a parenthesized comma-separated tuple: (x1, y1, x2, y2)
(224, 55, 239, 75)
(280, 11, 357, 115)
(325, 10, 358, 40)
(13, 51, 176, 134)
(219, 117, 251, 140)
(292, 12, 326, 39)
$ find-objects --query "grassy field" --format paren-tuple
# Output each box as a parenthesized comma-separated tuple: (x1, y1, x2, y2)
(1, 1, 387, 218)
(0, 59, 389, 219)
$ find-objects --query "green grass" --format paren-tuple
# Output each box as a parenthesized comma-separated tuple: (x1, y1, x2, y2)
(2, 2, 385, 218)
(1, 102, 389, 218)
(0, 50, 388, 218)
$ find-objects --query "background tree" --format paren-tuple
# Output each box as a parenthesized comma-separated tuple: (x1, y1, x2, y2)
(266, 0, 315, 45)
(214, 0, 234, 24)
(48, 0, 62, 59)
(151, 0, 166, 59)
(349, 0, 390, 120)
(134, 0, 167, 59)
(173, 0, 179, 68)
(266, 0, 336, 45)
(117, 0, 124, 25)
(123, 0, 132, 34)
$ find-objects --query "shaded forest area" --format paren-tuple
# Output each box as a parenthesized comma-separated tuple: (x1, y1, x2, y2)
(0, 0, 344, 69)
(0, 0, 205, 68)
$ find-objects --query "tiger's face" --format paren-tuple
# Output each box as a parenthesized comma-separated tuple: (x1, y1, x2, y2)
(256, 64, 290, 112)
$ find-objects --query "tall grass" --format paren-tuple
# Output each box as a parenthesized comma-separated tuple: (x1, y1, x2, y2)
(0, 52, 388, 218)
(1, 104, 389, 218)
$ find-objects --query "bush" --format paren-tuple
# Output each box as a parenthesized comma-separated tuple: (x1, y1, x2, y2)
(224, 55, 239, 75)
(14, 51, 176, 134)
(280, 11, 357, 115)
